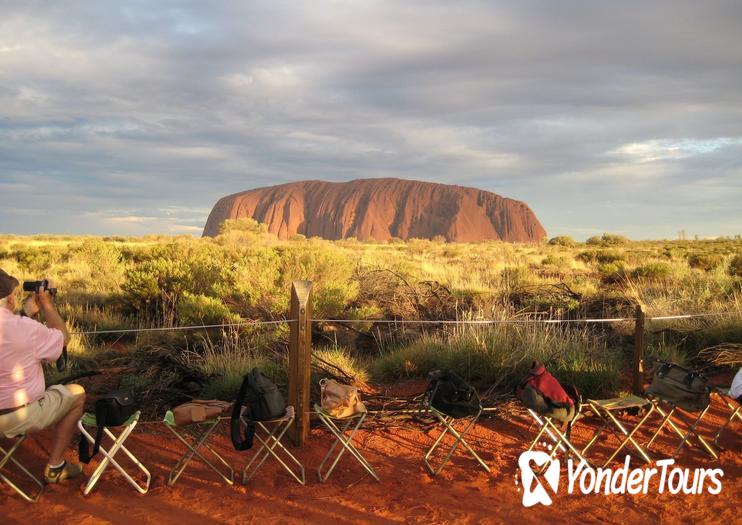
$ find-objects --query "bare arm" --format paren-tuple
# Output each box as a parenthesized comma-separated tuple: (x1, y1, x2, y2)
(37, 285, 70, 346)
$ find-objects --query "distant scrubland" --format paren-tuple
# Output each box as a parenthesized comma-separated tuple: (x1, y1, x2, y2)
(1, 220, 740, 406)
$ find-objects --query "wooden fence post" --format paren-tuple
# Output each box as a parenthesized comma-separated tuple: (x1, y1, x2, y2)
(632, 304, 646, 395)
(288, 280, 313, 446)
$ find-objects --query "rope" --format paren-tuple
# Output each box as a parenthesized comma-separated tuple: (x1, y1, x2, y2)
(313, 317, 633, 324)
(70, 319, 294, 336)
(647, 312, 737, 321)
(314, 312, 739, 324)
(66, 311, 738, 336)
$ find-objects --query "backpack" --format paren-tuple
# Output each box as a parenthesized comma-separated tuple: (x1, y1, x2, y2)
(79, 390, 136, 463)
(646, 362, 710, 412)
(425, 370, 481, 419)
(230, 368, 286, 451)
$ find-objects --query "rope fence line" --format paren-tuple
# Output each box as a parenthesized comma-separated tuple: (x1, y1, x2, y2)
(70, 319, 294, 336)
(67, 311, 739, 336)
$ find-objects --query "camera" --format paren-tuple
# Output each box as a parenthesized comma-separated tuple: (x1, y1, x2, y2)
(23, 279, 57, 297)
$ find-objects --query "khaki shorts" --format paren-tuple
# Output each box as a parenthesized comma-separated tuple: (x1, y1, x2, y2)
(0, 385, 79, 438)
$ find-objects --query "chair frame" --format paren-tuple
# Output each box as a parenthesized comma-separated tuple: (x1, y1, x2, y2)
(78, 410, 151, 495)
(712, 387, 741, 448)
(424, 405, 491, 476)
(645, 397, 718, 460)
(582, 396, 655, 467)
(242, 406, 305, 485)
(315, 405, 379, 483)
(163, 413, 234, 487)
(524, 408, 591, 470)
(0, 434, 45, 502)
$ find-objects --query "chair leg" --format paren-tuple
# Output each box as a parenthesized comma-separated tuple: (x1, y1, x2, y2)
(647, 403, 718, 460)
(526, 410, 569, 455)
(598, 404, 655, 467)
(542, 418, 590, 467)
(424, 410, 490, 476)
(646, 404, 683, 450)
(165, 420, 234, 486)
(79, 419, 150, 495)
(671, 405, 718, 460)
(713, 397, 741, 447)
(0, 435, 44, 503)
(317, 412, 379, 483)
(243, 418, 305, 485)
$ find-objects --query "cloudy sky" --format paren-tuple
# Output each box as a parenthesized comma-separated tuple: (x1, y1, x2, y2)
(1, 1, 740, 239)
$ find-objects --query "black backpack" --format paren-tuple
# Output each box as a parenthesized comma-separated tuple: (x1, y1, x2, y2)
(230, 368, 286, 451)
(425, 370, 481, 419)
(79, 390, 136, 463)
(646, 362, 711, 412)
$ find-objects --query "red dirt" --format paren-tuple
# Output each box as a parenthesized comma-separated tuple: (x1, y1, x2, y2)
(202, 178, 547, 242)
(2, 396, 739, 524)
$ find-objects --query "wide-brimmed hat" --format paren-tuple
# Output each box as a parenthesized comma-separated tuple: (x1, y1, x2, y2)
(0, 269, 19, 299)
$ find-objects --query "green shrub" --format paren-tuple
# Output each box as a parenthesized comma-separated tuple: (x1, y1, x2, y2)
(601, 233, 629, 245)
(687, 253, 723, 272)
(548, 236, 576, 247)
(596, 250, 624, 264)
(597, 262, 625, 278)
(176, 293, 240, 326)
(541, 255, 571, 267)
(576, 250, 598, 263)
(631, 262, 672, 280)
(585, 233, 629, 246)
(729, 253, 742, 277)
(312, 345, 368, 384)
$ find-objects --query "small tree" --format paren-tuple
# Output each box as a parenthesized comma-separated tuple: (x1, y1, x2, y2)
(601, 233, 629, 245)
(548, 235, 576, 247)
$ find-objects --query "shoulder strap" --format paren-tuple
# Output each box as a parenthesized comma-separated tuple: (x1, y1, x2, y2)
(230, 375, 255, 451)
(78, 401, 107, 464)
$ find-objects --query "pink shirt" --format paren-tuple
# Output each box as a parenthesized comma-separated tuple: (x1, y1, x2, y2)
(0, 308, 64, 409)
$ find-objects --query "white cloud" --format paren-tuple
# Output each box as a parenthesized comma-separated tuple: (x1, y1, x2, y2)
(0, 1, 740, 239)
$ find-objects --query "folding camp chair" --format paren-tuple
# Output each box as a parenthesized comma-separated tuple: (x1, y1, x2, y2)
(582, 396, 654, 467)
(163, 411, 234, 486)
(423, 403, 491, 476)
(315, 404, 379, 483)
(645, 396, 718, 460)
(0, 434, 44, 502)
(523, 407, 590, 469)
(242, 405, 304, 485)
(711, 387, 741, 448)
(78, 410, 151, 495)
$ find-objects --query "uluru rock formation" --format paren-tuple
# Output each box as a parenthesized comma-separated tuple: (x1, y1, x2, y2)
(203, 178, 547, 243)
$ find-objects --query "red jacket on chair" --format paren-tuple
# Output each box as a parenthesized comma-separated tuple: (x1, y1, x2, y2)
(516, 361, 574, 408)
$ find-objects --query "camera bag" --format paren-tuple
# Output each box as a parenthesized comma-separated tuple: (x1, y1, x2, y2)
(79, 390, 137, 463)
(425, 370, 481, 419)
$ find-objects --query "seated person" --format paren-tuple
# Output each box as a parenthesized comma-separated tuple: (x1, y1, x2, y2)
(0, 269, 85, 483)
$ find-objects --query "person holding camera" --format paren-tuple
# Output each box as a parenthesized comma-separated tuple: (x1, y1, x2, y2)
(0, 269, 86, 483)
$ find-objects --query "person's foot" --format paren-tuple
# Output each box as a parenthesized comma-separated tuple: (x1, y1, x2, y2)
(44, 461, 83, 483)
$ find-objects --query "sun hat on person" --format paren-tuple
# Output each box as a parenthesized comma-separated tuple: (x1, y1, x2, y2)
(0, 269, 19, 300)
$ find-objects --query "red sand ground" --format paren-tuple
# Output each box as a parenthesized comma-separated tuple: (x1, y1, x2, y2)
(2, 396, 739, 524)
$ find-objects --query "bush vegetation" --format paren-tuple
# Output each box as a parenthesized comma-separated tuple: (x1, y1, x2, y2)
(1, 227, 740, 406)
